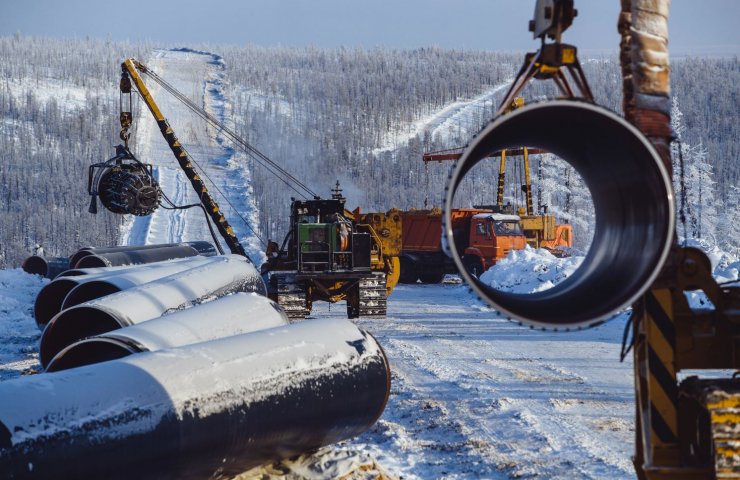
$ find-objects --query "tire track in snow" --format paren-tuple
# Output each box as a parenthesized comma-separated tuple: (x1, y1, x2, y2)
(308, 284, 635, 479)
(372, 80, 512, 156)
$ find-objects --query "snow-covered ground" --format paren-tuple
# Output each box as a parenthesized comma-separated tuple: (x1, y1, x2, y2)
(338, 286, 635, 479)
(372, 80, 511, 157)
(2, 243, 738, 478)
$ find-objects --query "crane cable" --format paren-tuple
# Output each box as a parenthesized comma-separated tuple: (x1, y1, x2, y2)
(164, 138, 266, 248)
(138, 66, 318, 200)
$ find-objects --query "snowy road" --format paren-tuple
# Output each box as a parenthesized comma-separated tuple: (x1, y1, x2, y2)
(335, 284, 635, 479)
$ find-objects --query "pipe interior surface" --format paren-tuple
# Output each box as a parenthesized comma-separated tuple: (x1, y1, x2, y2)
(40, 307, 126, 368)
(62, 282, 121, 309)
(34, 278, 82, 330)
(46, 337, 138, 372)
(445, 101, 673, 328)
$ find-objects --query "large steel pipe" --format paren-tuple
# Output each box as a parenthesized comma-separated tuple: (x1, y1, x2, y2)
(69, 241, 217, 268)
(0, 318, 390, 480)
(33, 256, 218, 331)
(47, 292, 289, 372)
(444, 100, 674, 328)
(75, 245, 204, 268)
(21, 256, 70, 279)
(62, 254, 225, 309)
(40, 255, 265, 367)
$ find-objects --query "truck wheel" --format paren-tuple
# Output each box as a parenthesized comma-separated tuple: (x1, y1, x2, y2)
(463, 258, 484, 278)
(399, 257, 418, 284)
(419, 272, 445, 284)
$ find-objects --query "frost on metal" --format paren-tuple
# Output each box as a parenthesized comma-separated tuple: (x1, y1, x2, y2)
(0, 318, 390, 479)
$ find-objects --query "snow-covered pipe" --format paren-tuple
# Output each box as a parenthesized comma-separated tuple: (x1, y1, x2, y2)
(33, 256, 219, 331)
(47, 292, 289, 372)
(444, 100, 674, 329)
(21, 256, 70, 279)
(56, 263, 164, 278)
(0, 318, 390, 479)
(68, 241, 217, 268)
(62, 255, 224, 309)
(75, 245, 204, 268)
(39, 255, 265, 367)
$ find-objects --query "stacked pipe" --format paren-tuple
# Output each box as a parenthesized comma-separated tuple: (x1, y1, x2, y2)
(7, 244, 392, 477)
(0, 318, 390, 479)
(39, 254, 265, 367)
(20, 241, 218, 280)
(33, 256, 220, 331)
(70, 241, 217, 268)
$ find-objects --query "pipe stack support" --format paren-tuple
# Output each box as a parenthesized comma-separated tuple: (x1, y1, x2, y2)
(0, 318, 391, 479)
(39, 254, 265, 367)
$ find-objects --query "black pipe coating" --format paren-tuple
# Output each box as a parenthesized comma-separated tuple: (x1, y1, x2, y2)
(21, 256, 70, 279)
(445, 100, 674, 328)
(75, 245, 200, 268)
(69, 241, 217, 268)
(1, 319, 391, 480)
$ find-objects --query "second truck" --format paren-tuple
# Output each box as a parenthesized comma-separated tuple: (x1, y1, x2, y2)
(399, 208, 527, 283)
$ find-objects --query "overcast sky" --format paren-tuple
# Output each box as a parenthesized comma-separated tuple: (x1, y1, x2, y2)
(1, 0, 738, 55)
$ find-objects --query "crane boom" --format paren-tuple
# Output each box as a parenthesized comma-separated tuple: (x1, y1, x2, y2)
(120, 58, 247, 257)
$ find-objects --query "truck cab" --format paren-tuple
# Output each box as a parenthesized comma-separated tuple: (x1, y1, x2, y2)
(463, 213, 527, 276)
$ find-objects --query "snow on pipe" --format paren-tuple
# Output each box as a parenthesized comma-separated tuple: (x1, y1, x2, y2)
(68, 241, 217, 268)
(39, 255, 266, 368)
(444, 100, 674, 329)
(74, 245, 204, 269)
(21, 256, 70, 279)
(61, 255, 226, 309)
(47, 292, 289, 372)
(33, 256, 219, 331)
(0, 318, 391, 480)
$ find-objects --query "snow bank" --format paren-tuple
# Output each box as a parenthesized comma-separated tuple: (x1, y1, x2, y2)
(0, 269, 47, 380)
(479, 246, 584, 293)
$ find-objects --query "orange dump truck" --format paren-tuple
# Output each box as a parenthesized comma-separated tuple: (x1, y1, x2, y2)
(399, 209, 527, 283)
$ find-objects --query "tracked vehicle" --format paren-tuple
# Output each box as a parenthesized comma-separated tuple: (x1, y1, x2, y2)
(262, 183, 401, 319)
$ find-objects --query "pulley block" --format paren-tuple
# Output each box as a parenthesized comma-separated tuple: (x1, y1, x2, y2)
(88, 146, 161, 216)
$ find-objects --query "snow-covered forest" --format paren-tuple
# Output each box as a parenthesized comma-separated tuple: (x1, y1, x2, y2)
(0, 35, 738, 265)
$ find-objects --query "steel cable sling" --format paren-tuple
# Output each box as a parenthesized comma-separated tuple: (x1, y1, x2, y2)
(136, 63, 317, 200)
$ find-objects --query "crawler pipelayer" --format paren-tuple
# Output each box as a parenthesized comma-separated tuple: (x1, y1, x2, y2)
(88, 58, 401, 320)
